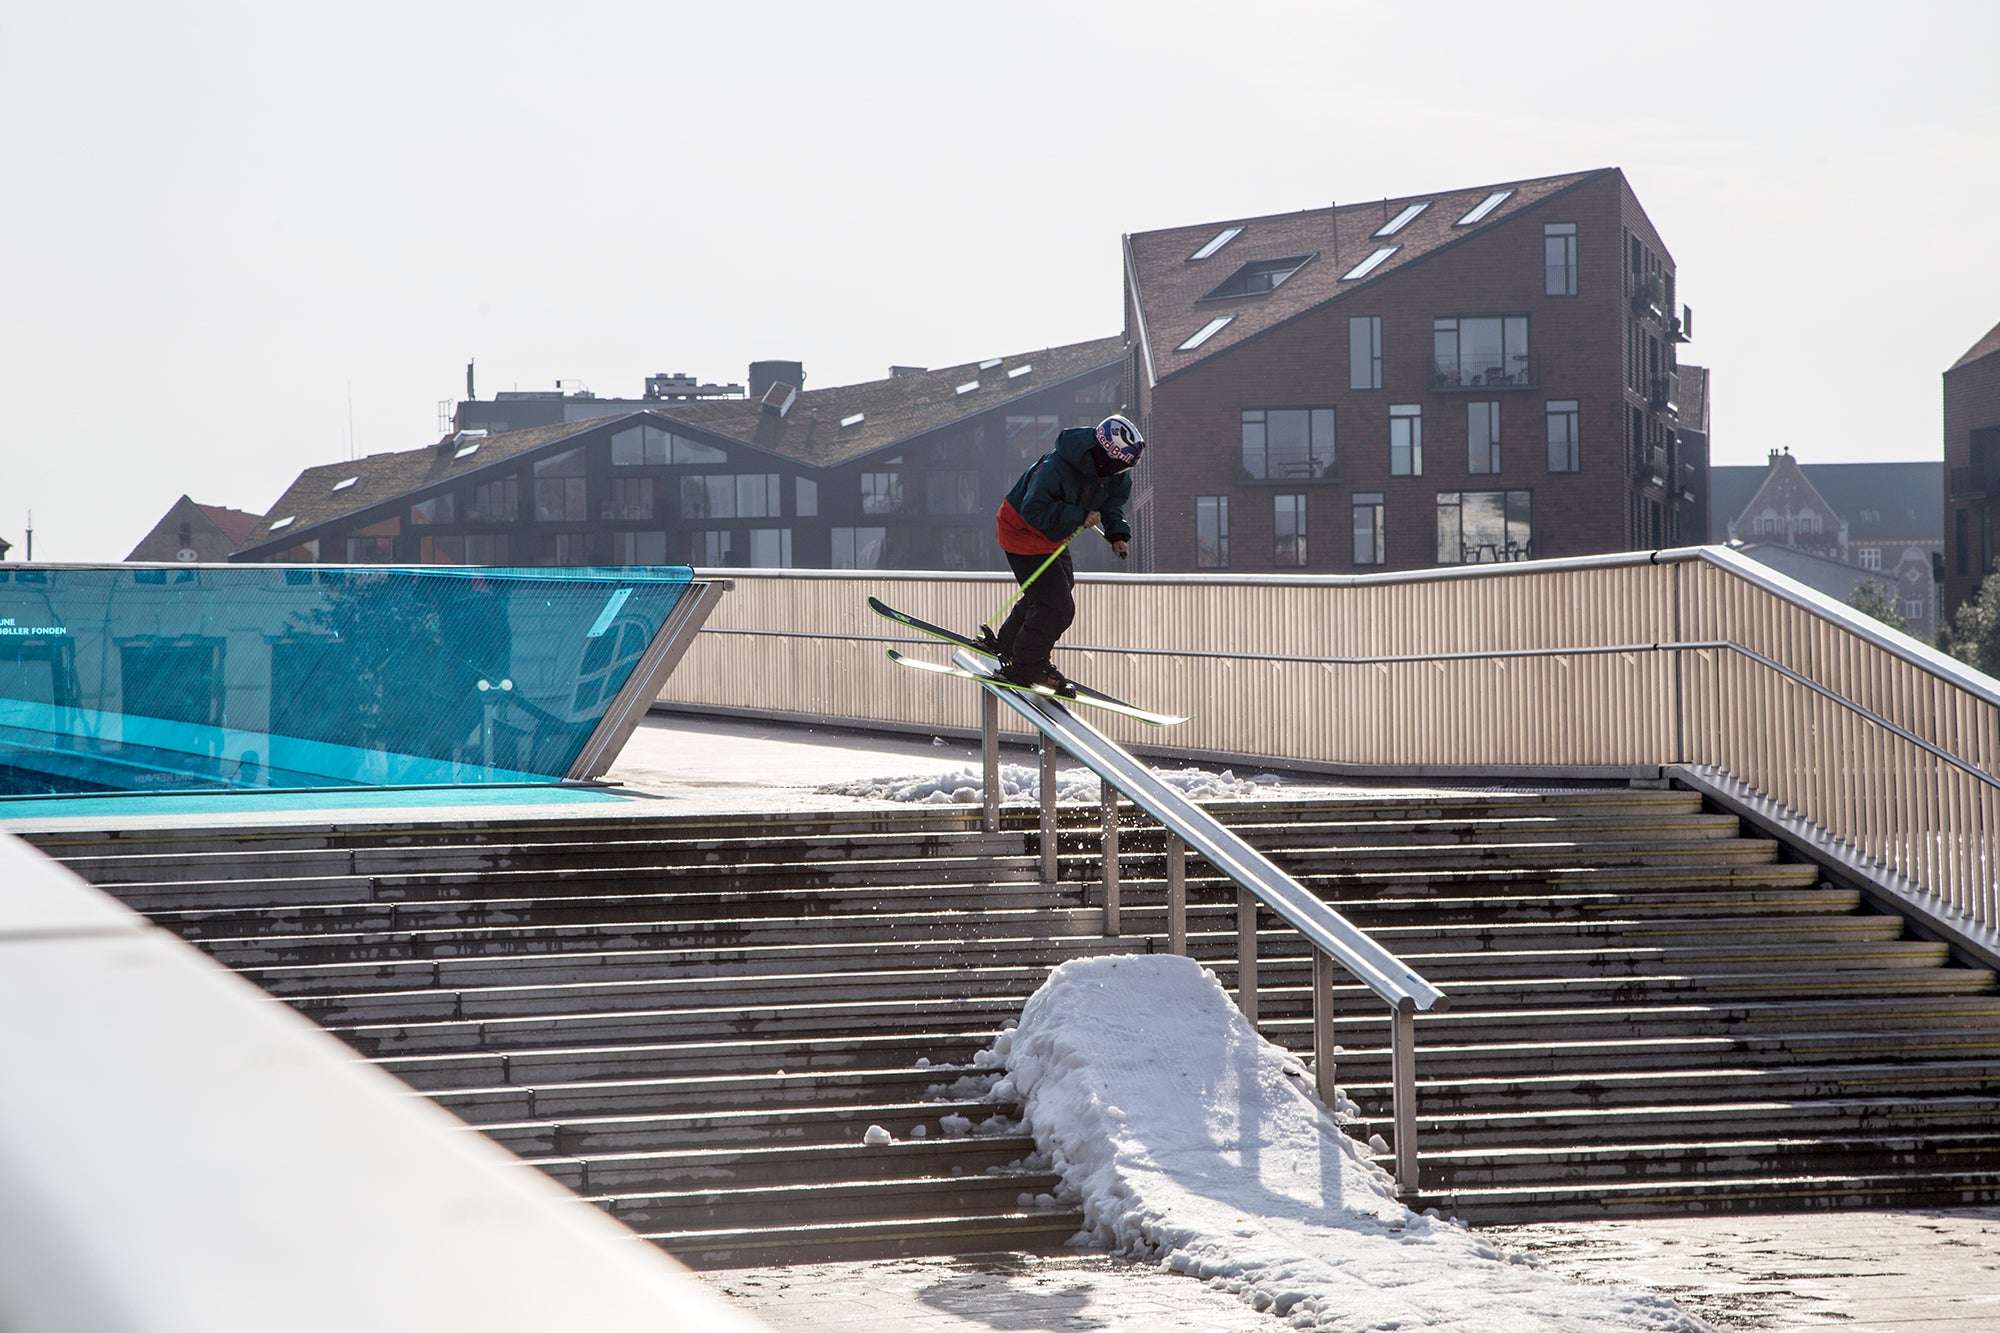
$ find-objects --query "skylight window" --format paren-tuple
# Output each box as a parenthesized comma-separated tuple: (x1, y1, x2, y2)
(840, 412, 865, 429)
(955, 381, 979, 395)
(269, 516, 295, 531)
(1188, 226, 1245, 261)
(1456, 189, 1514, 226)
(979, 358, 1002, 370)
(1201, 253, 1315, 301)
(1175, 316, 1233, 352)
(454, 441, 481, 459)
(332, 476, 358, 492)
(1007, 364, 1032, 379)
(1374, 202, 1430, 237)
(1340, 246, 1399, 281)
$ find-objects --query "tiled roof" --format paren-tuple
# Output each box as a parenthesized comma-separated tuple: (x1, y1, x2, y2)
(238, 335, 1125, 551)
(241, 417, 621, 548)
(1127, 170, 1612, 383)
(653, 335, 1124, 469)
(1950, 318, 2000, 371)
(197, 503, 263, 547)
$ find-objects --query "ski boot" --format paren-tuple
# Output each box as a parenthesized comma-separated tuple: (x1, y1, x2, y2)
(1000, 660, 1076, 698)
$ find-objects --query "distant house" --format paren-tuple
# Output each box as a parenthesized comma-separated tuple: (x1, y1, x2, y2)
(126, 496, 264, 563)
(1943, 318, 2000, 621)
(1121, 168, 1699, 573)
(230, 338, 1127, 573)
(1710, 452, 1943, 643)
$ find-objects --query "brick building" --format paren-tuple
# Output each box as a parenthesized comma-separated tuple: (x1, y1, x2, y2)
(1944, 318, 2000, 620)
(1120, 169, 1696, 573)
(229, 339, 1126, 573)
(126, 496, 263, 563)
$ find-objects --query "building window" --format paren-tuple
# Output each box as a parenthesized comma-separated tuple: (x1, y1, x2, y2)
(926, 471, 981, 515)
(612, 530, 668, 565)
(1196, 495, 1230, 568)
(1956, 508, 1969, 576)
(1903, 598, 1923, 621)
(1433, 316, 1531, 388)
(1859, 547, 1881, 570)
(1242, 408, 1335, 480)
(533, 448, 588, 523)
(463, 534, 507, 563)
(749, 529, 793, 568)
(1349, 316, 1382, 390)
(409, 494, 455, 525)
(465, 476, 519, 525)
(1202, 254, 1314, 300)
(1352, 492, 1385, 566)
(1437, 490, 1533, 564)
(1274, 495, 1307, 567)
(938, 527, 984, 570)
(832, 527, 885, 569)
(346, 535, 394, 562)
(1390, 405, 1423, 476)
(860, 472, 903, 515)
(796, 477, 818, 518)
(688, 530, 733, 566)
(1467, 402, 1501, 475)
(1005, 415, 1061, 460)
(736, 474, 781, 518)
(1546, 400, 1580, 473)
(610, 423, 726, 466)
(1544, 223, 1578, 296)
(605, 477, 653, 521)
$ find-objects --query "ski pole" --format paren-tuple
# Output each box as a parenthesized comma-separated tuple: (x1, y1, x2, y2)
(981, 523, 1092, 637)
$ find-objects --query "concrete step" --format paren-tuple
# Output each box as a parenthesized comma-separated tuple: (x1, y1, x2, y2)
(649, 1209, 1087, 1269)
(481, 1096, 1013, 1159)
(531, 1134, 1043, 1195)
(592, 1170, 1066, 1232)
(1410, 1130, 2000, 1191)
(1391, 1094, 2000, 1147)
(427, 1064, 994, 1123)
(1413, 1168, 2000, 1224)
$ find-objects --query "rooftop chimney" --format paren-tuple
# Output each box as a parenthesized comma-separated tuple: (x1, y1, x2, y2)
(749, 360, 805, 401)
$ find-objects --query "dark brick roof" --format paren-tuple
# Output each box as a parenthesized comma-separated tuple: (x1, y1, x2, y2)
(197, 503, 262, 547)
(1127, 170, 1612, 383)
(654, 335, 1124, 469)
(238, 336, 1125, 550)
(1950, 318, 2000, 371)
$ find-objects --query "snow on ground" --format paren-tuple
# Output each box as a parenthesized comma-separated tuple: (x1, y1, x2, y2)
(985, 955, 1706, 1333)
(819, 762, 1284, 805)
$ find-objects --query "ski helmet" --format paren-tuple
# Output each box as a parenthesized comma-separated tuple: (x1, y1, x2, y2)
(1094, 414, 1146, 467)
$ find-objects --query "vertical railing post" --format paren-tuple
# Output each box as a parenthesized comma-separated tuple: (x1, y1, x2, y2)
(1312, 950, 1338, 1105)
(1671, 560, 1686, 765)
(981, 691, 1000, 834)
(1101, 778, 1120, 937)
(1391, 1002, 1419, 1194)
(1038, 735, 1059, 884)
(1166, 832, 1186, 956)
(1236, 888, 1258, 1024)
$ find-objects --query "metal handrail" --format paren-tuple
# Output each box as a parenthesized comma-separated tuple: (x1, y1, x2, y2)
(953, 649, 1445, 1193)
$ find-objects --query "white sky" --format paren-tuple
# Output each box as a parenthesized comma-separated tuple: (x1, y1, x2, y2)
(4, 0, 1997, 561)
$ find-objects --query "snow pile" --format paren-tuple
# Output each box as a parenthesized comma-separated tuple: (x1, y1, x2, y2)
(992, 955, 1703, 1332)
(820, 763, 1283, 805)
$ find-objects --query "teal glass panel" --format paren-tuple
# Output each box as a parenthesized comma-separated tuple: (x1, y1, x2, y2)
(0, 565, 695, 795)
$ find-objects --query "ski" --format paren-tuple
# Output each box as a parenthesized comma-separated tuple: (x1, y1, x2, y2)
(869, 595, 1186, 725)
(885, 649, 1187, 727)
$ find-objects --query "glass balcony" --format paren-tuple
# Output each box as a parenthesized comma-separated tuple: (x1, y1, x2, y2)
(1428, 354, 1539, 391)
(0, 564, 701, 796)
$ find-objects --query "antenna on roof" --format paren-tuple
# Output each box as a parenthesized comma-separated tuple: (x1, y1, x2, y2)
(1330, 200, 1338, 268)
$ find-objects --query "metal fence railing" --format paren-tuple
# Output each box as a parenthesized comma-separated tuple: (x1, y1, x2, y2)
(662, 547, 2000, 935)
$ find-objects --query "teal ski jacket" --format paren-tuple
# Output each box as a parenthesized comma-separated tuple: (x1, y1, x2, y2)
(1001, 427, 1133, 547)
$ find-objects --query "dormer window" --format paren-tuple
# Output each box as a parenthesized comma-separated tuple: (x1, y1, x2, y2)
(1200, 254, 1315, 301)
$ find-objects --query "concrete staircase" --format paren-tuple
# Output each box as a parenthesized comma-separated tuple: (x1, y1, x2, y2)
(34, 785, 2000, 1263)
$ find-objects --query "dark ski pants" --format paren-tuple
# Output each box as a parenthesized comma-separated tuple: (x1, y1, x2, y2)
(996, 549, 1075, 671)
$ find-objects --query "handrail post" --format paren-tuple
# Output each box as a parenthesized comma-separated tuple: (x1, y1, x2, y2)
(1166, 833, 1186, 955)
(1236, 888, 1258, 1024)
(1391, 1002, 1420, 1194)
(1038, 735, 1058, 884)
(981, 691, 1000, 833)
(1312, 949, 1337, 1104)
(1101, 777, 1120, 937)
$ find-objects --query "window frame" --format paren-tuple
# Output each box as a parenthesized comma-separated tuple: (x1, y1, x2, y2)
(1390, 405, 1423, 477)
(1273, 493, 1308, 568)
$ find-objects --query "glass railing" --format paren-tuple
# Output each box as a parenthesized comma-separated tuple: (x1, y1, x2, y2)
(0, 564, 697, 796)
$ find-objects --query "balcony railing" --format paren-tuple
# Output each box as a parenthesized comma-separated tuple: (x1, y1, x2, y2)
(1428, 355, 1539, 391)
(1949, 464, 1995, 500)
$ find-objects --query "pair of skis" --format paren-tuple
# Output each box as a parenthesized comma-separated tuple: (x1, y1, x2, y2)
(867, 596, 1185, 727)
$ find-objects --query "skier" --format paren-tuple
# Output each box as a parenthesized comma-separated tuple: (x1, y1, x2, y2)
(978, 414, 1146, 695)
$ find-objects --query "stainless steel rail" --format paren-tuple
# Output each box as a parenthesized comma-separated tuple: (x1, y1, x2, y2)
(954, 649, 1446, 1193)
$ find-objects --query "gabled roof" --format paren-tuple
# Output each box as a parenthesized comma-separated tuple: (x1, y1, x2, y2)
(237, 336, 1125, 552)
(197, 503, 262, 547)
(1709, 461, 1943, 543)
(1126, 170, 1613, 383)
(241, 417, 621, 548)
(1950, 318, 2000, 371)
(654, 335, 1124, 469)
